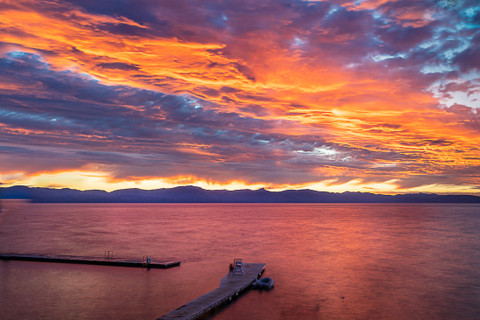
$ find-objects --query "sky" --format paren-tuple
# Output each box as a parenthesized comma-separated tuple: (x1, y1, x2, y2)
(0, 0, 479, 194)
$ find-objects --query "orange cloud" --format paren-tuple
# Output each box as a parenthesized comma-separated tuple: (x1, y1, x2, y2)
(1, 0, 479, 194)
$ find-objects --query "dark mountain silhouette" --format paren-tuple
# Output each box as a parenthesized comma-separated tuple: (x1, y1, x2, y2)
(1, 185, 480, 203)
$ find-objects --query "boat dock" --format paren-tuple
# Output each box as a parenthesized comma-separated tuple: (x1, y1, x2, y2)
(0, 253, 181, 269)
(158, 260, 265, 320)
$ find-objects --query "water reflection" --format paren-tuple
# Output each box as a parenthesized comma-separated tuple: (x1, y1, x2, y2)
(1, 203, 480, 319)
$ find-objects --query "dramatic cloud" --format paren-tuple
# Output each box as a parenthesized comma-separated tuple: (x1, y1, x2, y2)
(0, 0, 479, 194)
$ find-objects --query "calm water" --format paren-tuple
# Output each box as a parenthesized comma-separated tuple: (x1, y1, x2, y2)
(1, 202, 480, 319)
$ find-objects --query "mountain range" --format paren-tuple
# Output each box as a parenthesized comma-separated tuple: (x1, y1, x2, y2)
(1, 185, 480, 203)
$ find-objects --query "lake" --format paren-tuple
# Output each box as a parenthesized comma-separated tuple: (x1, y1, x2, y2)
(1, 202, 480, 319)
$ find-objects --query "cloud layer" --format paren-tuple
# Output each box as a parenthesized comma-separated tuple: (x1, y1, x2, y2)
(0, 0, 479, 193)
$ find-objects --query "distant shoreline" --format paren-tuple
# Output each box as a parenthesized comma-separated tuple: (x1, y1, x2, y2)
(1, 185, 480, 203)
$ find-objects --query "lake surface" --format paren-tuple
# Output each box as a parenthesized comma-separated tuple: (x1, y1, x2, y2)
(1, 202, 480, 319)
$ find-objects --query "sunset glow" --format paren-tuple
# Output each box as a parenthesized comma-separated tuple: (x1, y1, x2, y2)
(1, 0, 479, 194)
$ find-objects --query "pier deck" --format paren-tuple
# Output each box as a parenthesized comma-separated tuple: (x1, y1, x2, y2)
(0, 254, 180, 269)
(158, 262, 265, 320)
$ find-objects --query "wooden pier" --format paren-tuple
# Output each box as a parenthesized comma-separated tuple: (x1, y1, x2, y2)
(0, 254, 180, 269)
(158, 261, 266, 320)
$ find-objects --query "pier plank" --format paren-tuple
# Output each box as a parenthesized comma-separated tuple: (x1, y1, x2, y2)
(0, 254, 180, 269)
(158, 262, 265, 320)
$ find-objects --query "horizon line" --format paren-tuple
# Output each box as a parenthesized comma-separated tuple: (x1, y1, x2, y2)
(2, 184, 480, 198)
